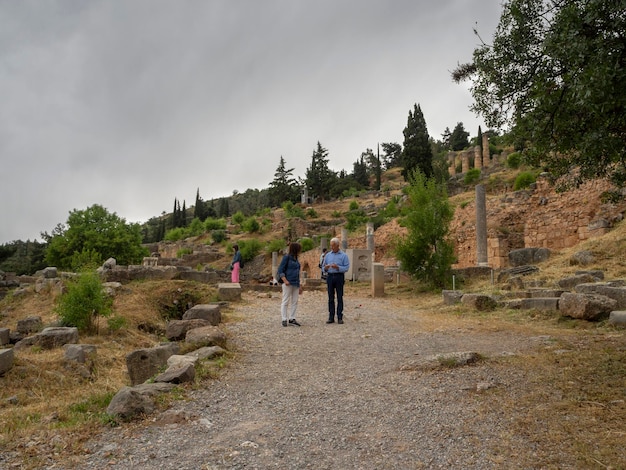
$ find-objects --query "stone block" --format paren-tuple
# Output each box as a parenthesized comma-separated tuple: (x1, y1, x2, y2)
(0, 348, 14, 375)
(346, 249, 372, 282)
(0, 328, 9, 346)
(371, 263, 384, 297)
(520, 297, 560, 311)
(574, 283, 626, 309)
(608, 311, 626, 327)
(182, 304, 221, 325)
(166, 319, 212, 341)
(559, 292, 617, 321)
(508, 248, 551, 267)
(125, 343, 180, 386)
(217, 283, 241, 301)
(185, 326, 227, 348)
(442, 290, 463, 305)
(558, 274, 599, 290)
(461, 293, 497, 311)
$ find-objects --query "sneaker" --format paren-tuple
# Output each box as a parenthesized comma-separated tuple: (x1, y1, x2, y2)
(288, 319, 301, 326)
(326, 319, 335, 324)
(338, 318, 344, 324)
(282, 320, 288, 327)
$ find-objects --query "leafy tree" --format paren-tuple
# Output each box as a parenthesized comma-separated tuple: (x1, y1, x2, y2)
(381, 142, 402, 170)
(449, 122, 470, 151)
(401, 104, 433, 180)
(394, 169, 455, 288)
(45, 204, 149, 270)
(217, 198, 230, 218)
(453, 0, 626, 189)
(268, 156, 300, 207)
(305, 141, 335, 202)
(440, 127, 452, 151)
(0, 240, 47, 275)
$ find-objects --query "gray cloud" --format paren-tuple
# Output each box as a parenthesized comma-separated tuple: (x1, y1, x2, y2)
(0, 0, 502, 243)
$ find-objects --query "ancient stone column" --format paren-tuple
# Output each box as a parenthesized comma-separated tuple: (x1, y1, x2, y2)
(341, 229, 348, 250)
(272, 252, 278, 281)
(366, 223, 375, 252)
(371, 263, 385, 297)
(448, 151, 456, 176)
(482, 134, 490, 167)
(476, 184, 488, 267)
(474, 145, 482, 169)
(461, 150, 470, 173)
(320, 237, 328, 251)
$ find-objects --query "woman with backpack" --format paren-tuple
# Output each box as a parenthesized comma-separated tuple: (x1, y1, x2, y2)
(277, 242, 303, 327)
(230, 244, 242, 283)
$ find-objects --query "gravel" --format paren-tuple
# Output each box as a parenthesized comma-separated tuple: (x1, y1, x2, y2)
(72, 289, 557, 469)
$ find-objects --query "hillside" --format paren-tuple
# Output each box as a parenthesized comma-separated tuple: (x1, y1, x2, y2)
(1, 162, 626, 468)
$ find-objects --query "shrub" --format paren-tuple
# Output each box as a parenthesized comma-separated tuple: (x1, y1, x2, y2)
(282, 202, 305, 219)
(298, 237, 315, 252)
(211, 230, 226, 243)
(176, 248, 193, 258)
(55, 271, 113, 334)
(266, 239, 287, 254)
(231, 211, 245, 225)
(345, 210, 367, 231)
(306, 208, 318, 218)
(242, 217, 260, 233)
(164, 227, 185, 242)
(204, 218, 227, 231)
(513, 171, 537, 190)
(349, 200, 359, 211)
(507, 152, 522, 169)
(237, 239, 263, 262)
(464, 168, 481, 185)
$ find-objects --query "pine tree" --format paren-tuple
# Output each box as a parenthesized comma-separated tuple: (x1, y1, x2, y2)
(401, 104, 433, 180)
(305, 141, 334, 202)
(268, 156, 299, 207)
(449, 122, 470, 151)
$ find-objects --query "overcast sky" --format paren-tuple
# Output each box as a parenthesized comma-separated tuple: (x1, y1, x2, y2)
(0, 0, 503, 244)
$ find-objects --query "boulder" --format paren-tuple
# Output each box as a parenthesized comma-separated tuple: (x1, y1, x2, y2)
(442, 290, 463, 305)
(125, 343, 180, 386)
(0, 328, 9, 346)
(508, 248, 551, 267)
(569, 251, 595, 266)
(559, 293, 617, 321)
(460, 293, 497, 311)
(166, 319, 212, 341)
(574, 283, 626, 309)
(63, 344, 97, 363)
(557, 274, 600, 290)
(16, 316, 42, 335)
(0, 348, 14, 375)
(185, 346, 227, 360)
(182, 304, 221, 325)
(608, 311, 626, 327)
(154, 362, 195, 384)
(106, 383, 175, 420)
(14, 327, 79, 351)
(185, 325, 227, 348)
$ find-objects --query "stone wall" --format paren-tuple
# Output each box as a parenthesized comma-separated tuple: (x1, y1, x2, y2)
(451, 175, 626, 269)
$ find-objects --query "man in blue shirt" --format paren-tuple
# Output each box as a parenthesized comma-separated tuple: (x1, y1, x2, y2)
(322, 237, 350, 324)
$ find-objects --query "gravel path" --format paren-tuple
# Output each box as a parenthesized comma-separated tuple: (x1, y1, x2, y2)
(77, 288, 553, 469)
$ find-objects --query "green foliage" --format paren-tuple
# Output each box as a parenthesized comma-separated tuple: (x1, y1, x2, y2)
(236, 239, 263, 262)
(0, 240, 47, 276)
(298, 237, 314, 252)
(349, 200, 359, 211)
(231, 211, 245, 225)
(242, 217, 260, 233)
(107, 315, 127, 331)
(45, 204, 149, 270)
(306, 208, 318, 218)
(345, 209, 368, 232)
(164, 227, 186, 242)
(55, 270, 113, 334)
(69, 248, 101, 272)
(331, 210, 341, 218)
(282, 201, 306, 219)
(394, 169, 456, 289)
(204, 218, 227, 231)
(453, 0, 626, 190)
(176, 248, 193, 258)
(513, 171, 537, 191)
(305, 141, 335, 201)
(211, 230, 226, 243)
(266, 239, 287, 254)
(464, 168, 481, 185)
(506, 152, 522, 169)
(186, 217, 205, 237)
(449, 122, 470, 151)
(401, 103, 433, 180)
(268, 156, 300, 207)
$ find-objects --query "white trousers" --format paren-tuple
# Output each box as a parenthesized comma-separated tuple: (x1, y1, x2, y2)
(281, 284, 300, 321)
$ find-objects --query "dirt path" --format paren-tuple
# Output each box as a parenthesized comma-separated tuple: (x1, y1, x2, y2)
(78, 288, 567, 469)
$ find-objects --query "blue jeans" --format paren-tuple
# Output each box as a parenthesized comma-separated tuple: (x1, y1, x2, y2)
(326, 273, 344, 320)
